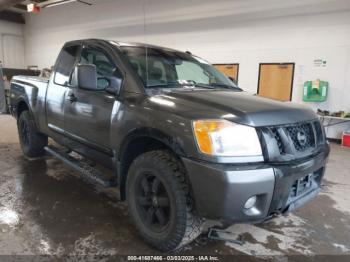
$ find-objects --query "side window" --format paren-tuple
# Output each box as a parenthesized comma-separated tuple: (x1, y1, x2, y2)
(54, 45, 80, 85)
(80, 48, 122, 90)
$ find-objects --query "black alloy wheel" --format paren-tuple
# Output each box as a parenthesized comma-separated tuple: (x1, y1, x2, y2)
(127, 150, 203, 252)
(136, 174, 172, 232)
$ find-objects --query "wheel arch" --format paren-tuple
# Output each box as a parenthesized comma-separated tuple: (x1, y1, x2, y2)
(117, 128, 187, 201)
(17, 99, 30, 119)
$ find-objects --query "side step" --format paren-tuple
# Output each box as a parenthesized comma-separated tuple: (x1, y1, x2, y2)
(44, 145, 117, 187)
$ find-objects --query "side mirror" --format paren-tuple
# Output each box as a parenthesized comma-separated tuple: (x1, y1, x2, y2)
(103, 77, 122, 96)
(74, 64, 97, 90)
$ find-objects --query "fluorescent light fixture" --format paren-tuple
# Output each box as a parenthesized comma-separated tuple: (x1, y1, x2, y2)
(42, 0, 92, 8)
(43, 0, 77, 8)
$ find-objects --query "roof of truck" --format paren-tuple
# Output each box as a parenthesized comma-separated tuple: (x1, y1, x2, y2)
(64, 38, 187, 53)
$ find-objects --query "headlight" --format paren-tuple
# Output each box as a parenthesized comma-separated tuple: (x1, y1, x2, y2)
(192, 119, 262, 157)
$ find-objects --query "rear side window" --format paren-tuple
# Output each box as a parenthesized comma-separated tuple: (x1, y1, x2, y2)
(54, 45, 80, 85)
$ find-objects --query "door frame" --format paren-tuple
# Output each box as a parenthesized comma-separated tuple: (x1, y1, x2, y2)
(213, 63, 240, 83)
(257, 63, 295, 101)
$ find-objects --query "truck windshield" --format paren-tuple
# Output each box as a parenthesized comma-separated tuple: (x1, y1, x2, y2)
(120, 46, 241, 90)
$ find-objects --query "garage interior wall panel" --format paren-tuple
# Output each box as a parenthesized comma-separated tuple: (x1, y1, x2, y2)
(2, 35, 25, 69)
(23, 0, 350, 138)
(0, 21, 24, 68)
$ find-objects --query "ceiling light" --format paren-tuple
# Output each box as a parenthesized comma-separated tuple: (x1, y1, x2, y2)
(44, 0, 77, 8)
(43, 0, 91, 8)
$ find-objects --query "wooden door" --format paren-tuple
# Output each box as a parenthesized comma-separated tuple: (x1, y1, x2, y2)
(257, 63, 294, 101)
(214, 64, 239, 83)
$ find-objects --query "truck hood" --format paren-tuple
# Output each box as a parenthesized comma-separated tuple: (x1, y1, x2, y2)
(148, 89, 317, 127)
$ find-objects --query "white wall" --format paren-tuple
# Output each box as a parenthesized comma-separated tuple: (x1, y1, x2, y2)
(24, 0, 350, 138)
(0, 21, 24, 68)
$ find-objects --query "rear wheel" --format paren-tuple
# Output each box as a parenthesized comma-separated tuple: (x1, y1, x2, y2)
(127, 150, 203, 252)
(18, 111, 48, 158)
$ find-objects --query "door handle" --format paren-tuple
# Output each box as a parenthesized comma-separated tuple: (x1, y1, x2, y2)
(67, 93, 78, 103)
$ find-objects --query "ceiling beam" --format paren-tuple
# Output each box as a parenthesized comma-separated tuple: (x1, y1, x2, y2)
(0, 9, 25, 23)
(13, 3, 27, 11)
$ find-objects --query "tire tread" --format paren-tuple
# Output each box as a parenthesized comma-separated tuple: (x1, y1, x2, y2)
(128, 150, 203, 252)
(18, 111, 48, 158)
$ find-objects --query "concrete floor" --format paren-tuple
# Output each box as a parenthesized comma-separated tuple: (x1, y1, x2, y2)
(1, 114, 350, 259)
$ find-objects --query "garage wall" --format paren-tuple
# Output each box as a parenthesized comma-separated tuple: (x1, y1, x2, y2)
(0, 21, 25, 68)
(24, 0, 350, 137)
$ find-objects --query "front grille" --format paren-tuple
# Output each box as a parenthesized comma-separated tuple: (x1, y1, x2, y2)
(259, 120, 325, 161)
(286, 123, 315, 151)
(314, 121, 324, 145)
(270, 128, 285, 154)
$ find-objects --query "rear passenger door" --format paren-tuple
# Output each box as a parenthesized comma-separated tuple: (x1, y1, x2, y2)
(63, 45, 122, 157)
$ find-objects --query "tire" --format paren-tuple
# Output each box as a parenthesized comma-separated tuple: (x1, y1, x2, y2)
(127, 150, 203, 252)
(17, 111, 48, 158)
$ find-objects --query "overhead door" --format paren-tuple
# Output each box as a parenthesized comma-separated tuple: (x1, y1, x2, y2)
(257, 63, 294, 101)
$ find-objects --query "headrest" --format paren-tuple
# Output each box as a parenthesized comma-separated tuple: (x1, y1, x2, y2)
(150, 67, 163, 80)
(131, 61, 140, 72)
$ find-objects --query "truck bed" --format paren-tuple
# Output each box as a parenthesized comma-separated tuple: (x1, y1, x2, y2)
(12, 75, 49, 84)
(10, 75, 50, 133)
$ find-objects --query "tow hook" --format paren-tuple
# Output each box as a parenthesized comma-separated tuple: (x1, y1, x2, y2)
(207, 228, 245, 245)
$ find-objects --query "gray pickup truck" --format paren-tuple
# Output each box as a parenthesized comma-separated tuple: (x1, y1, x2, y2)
(10, 39, 329, 251)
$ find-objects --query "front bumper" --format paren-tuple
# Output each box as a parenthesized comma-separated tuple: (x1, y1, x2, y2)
(182, 147, 329, 223)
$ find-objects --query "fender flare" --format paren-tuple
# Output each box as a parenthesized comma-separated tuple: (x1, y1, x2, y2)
(117, 127, 186, 161)
(117, 127, 187, 200)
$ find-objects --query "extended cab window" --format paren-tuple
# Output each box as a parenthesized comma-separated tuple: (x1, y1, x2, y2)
(54, 45, 80, 85)
(80, 48, 122, 90)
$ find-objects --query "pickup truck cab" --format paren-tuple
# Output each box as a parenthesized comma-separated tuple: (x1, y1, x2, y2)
(10, 39, 329, 251)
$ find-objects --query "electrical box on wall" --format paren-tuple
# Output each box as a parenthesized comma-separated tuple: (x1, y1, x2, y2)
(303, 79, 328, 102)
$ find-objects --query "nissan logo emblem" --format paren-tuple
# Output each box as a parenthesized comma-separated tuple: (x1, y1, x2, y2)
(297, 131, 307, 146)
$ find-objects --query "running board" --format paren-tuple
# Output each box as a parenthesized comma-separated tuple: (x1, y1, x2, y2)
(44, 145, 117, 187)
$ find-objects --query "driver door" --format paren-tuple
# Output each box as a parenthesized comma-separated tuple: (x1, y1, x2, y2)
(64, 45, 122, 158)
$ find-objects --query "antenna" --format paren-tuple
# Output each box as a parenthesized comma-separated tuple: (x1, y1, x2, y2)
(142, 0, 149, 87)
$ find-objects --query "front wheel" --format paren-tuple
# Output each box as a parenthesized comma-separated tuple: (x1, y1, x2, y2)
(127, 150, 203, 252)
(18, 111, 48, 158)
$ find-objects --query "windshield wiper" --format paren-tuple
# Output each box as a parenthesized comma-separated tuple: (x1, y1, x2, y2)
(192, 83, 215, 89)
(147, 82, 241, 91)
(209, 83, 242, 91)
(147, 81, 215, 89)
(147, 82, 181, 88)
(178, 80, 215, 89)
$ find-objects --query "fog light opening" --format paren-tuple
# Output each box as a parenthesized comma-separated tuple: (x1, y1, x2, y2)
(244, 195, 257, 209)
